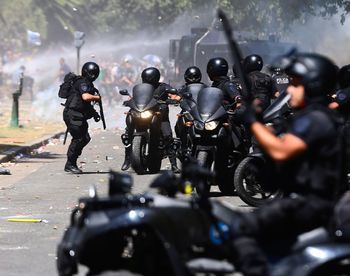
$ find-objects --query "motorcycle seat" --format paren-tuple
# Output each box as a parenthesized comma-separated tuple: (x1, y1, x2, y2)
(186, 258, 235, 274)
(292, 227, 330, 251)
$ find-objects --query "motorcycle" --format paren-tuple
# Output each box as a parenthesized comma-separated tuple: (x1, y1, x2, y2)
(120, 83, 163, 174)
(174, 83, 207, 162)
(57, 165, 350, 276)
(186, 87, 246, 195)
(234, 91, 292, 207)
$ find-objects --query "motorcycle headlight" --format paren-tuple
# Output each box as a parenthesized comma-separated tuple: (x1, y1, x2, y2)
(205, 121, 219, 130)
(194, 121, 204, 130)
(140, 110, 153, 119)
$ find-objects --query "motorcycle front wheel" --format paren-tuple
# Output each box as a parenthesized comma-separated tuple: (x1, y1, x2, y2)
(196, 150, 212, 195)
(131, 136, 147, 175)
(234, 157, 282, 207)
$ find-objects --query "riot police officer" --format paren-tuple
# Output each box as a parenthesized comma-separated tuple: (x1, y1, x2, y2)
(174, 66, 207, 159)
(243, 54, 278, 113)
(63, 62, 101, 174)
(232, 53, 345, 276)
(121, 67, 180, 173)
(207, 57, 241, 107)
(269, 65, 289, 96)
(332, 64, 350, 183)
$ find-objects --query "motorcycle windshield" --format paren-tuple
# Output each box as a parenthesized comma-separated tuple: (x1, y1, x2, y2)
(180, 83, 207, 111)
(262, 91, 291, 123)
(131, 83, 155, 111)
(196, 87, 224, 122)
(186, 83, 207, 102)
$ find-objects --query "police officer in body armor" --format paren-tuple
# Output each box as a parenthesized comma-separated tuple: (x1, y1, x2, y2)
(174, 66, 207, 158)
(207, 57, 241, 107)
(269, 65, 289, 96)
(331, 64, 350, 182)
(121, 67, 180, 173)
(63, 62, 101, 174)
(243, 54, 279, 113)
(178, 66, 206, 96)
(231, 53, 345, 276)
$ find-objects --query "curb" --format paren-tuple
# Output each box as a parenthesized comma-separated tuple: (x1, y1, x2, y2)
(0, 132, 65, 163)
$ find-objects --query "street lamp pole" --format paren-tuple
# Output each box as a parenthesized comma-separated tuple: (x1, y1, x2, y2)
(74, 31, 85, 74)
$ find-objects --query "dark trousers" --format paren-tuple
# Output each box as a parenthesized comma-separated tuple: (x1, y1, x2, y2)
(64, 109, 91, 164)
(232, 195, 334, 276)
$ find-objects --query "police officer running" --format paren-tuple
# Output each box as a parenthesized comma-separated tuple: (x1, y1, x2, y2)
(63, 62, 101, 174)
(121, 67, 180, 173)
(230, 53, 345, 276)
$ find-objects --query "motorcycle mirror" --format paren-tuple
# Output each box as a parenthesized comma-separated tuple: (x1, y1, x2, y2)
(119, 89, 129, 96)
(109, 170, 133, 196)
(183, 92, 193, 99)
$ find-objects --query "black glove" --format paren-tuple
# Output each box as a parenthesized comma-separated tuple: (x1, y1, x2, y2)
(94, 113, 101, 122)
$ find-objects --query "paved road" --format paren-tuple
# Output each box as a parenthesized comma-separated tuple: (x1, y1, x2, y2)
(0, 110, 249, 276)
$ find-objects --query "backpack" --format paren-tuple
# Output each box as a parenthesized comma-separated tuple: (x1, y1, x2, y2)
(58, 72, 81, 99)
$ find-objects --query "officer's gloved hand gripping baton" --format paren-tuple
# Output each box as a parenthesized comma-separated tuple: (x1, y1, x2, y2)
(95, 90, 106, 130)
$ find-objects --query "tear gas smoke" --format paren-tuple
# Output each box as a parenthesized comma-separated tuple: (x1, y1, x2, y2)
(2, 7, 350, 125)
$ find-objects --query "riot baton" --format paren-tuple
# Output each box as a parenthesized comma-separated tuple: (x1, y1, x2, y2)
(217, 9, 252, 103)
(96, 91, 106, 130)
(63, 128, 69, 145)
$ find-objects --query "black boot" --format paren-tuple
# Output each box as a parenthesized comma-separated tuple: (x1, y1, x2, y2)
(169, 156, 181, 174)
(64, 161, 82, 174)
(121, 146, 132, 171)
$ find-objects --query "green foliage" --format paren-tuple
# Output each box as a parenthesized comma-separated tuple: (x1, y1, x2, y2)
(0, 0, 349, 52)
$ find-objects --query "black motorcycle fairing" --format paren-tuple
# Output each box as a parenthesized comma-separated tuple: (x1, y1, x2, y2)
(263, 91, 291, 123)
(194, 87, 226, 123)
(180, 83, 208, 112)
(58, 193, 227, 276)
(129, 83, 158, 112)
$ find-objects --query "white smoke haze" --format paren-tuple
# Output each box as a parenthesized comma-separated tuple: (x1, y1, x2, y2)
(288, 15, 350, 66)
(2, 7, 350, 123)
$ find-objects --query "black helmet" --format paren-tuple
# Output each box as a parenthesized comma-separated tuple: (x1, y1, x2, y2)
(184, 66, 202, 84)
(81, 62, 100, 82)
(141, 67, 160, 85)
(243, 54, 263, 73)
(338, 64, 350, 89)
(207, 57, 228, 80)
(278, 53, 337, 98)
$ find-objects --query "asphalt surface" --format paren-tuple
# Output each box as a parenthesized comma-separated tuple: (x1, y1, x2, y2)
(0, 106, 248, 276)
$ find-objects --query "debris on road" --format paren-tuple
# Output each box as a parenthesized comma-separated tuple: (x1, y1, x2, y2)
(0, 167, 11, 175)
(7, 218, 43, 223)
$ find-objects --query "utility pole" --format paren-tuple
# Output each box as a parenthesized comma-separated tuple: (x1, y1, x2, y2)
(74, 31, 85, 74)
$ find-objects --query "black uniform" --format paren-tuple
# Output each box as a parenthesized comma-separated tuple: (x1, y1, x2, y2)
(232, 104, 343, 276)
(271, 70, 289, 93)
(63, 77, 97, 170)
(248, 70, 278, 112)
(211, 76, 241, 107)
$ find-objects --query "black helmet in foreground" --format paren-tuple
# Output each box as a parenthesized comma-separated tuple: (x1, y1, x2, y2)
(82, 62, 100, 82)
(276, 53, 337, 98)
(243, 54, 263, 73)
(184, 66, 202, 84)
(338, 64, 350, 89)
(141, 67, 160, 86)
(207, 57, 228, 80)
